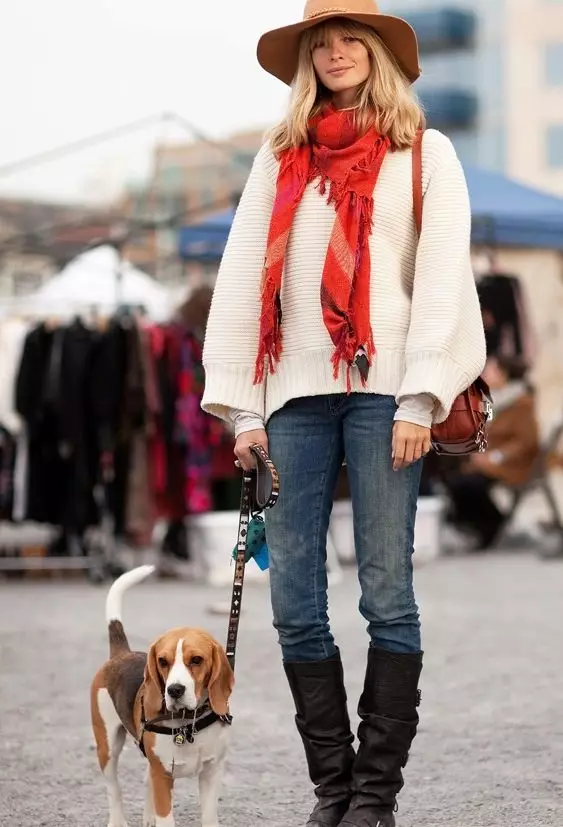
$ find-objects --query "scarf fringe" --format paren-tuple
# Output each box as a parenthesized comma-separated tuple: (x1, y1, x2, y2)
(254, 278, 283, 384)
(254, 332, 283, 385)
(330, 332, 377, 393)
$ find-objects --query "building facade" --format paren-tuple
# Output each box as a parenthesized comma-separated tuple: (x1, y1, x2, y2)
(394, 0, 563, 195)
(121, 129, 264, 289)
(0, 199, 121, 299)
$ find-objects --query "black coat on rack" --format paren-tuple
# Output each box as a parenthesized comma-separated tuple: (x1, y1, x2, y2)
(15, 321, 98, 531)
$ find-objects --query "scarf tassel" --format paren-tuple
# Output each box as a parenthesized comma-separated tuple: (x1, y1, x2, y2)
(330, 328, 376, 394)
(254, 282, 283, 384)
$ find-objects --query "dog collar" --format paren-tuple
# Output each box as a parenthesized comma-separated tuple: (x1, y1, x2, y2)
(137, 697, 232, 757)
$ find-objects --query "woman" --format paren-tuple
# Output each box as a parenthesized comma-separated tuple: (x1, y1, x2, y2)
(446, 356, 539, 550)
(202, 1, 486, 824)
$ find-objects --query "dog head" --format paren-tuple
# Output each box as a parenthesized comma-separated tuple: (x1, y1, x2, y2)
(144, 627, 234, 716)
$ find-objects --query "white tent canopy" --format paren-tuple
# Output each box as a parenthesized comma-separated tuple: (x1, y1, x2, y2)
(17, 245, 172, 321)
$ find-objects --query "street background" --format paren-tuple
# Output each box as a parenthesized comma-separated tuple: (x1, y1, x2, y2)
(1, 552, 562, 827)
(1, 2, 563, 825)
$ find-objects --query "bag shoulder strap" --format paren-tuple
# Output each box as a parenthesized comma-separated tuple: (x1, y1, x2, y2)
(412, 128, 424, 237)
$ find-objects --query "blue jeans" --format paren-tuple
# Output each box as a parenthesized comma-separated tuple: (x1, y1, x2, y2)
(265, 394, 422, 662)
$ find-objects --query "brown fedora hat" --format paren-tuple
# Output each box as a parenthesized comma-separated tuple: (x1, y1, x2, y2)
(257, 0, 421, 86)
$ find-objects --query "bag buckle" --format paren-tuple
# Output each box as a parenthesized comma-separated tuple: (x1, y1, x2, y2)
(476, 423, 488, 453)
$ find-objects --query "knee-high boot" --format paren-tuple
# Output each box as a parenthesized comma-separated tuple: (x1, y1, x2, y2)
(284, 650, 356, 826)
(340, 647, 423, 827)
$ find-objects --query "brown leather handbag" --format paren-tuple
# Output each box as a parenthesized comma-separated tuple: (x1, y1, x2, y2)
(412, 130, 493, 456)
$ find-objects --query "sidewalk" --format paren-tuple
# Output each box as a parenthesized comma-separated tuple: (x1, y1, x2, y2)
(1, 550, 562, 826)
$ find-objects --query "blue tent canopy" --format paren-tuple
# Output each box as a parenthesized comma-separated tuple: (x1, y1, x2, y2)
(178, 208, 235, 261)
(178, 168, 563, 261)
(464, 165, 563, 250)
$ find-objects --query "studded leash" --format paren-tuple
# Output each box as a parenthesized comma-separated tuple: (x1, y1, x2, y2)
(226, 444, 279, 671)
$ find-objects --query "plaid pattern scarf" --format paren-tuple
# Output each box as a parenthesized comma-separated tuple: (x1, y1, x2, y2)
(254, 105, 391, 389)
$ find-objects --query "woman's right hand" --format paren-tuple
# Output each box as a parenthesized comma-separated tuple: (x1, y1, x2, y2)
(234, 429, 269, 471)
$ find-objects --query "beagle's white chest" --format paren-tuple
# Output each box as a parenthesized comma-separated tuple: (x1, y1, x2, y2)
(152, 720, 231, 778)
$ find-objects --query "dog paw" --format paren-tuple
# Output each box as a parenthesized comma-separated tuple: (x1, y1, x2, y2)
(107, 819, 129, 827)
(142, 818, 156, 827)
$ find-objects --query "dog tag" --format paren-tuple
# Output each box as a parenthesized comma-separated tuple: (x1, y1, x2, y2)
(174, 731, 186, 746)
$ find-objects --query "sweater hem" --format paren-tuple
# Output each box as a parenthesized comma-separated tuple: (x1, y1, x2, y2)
(202, 344, 485, 427)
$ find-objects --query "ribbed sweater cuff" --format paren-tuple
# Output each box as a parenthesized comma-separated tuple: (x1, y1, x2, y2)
(397, 350, 473, 424)
(201, 362, 265, 423)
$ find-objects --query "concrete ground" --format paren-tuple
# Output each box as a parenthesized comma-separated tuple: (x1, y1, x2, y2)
(1, 550, 562, 827)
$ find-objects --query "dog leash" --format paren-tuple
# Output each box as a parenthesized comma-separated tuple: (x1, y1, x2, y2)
(136, 445, 278, 760)
(226, 444, 279, 671)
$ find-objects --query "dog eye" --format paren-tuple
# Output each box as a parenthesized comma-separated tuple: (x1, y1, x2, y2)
(190, 656, 203, 665)
(158, 657, 168, 669)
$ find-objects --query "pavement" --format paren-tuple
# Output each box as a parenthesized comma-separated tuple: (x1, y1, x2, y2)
(1, 549, 563, 827)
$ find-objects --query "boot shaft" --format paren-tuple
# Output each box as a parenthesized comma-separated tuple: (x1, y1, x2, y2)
(359, 647, 422, 722)
(284, 652, 355, 789)
(284, 651, 356, 824)
(340, 647, 423, 825)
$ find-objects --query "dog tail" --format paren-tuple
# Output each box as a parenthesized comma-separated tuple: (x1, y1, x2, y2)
(105, 565, 155, 657)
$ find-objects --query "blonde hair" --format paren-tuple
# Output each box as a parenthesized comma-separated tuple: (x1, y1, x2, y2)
(269, 19, 424, 154)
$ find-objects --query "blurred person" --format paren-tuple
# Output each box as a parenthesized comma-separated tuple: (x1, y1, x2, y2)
(201, 2, 486, 825)
(446, 355, 539, 551)
(176, 285, 214, 341)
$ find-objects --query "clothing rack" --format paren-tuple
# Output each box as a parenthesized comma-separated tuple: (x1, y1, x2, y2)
(0, 454, 122, 582)
(0, 528, 115, 577)
(0, 307, 227, 581)
(1, 247, 177, 580)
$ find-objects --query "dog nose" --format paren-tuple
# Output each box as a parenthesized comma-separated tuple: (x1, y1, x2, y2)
(167, 683, 185, 700)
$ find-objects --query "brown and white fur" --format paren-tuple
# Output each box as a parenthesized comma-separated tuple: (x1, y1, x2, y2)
(90, 565, 234, 827)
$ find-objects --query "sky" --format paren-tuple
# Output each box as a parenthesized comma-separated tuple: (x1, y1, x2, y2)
(0, 0, 308, 203)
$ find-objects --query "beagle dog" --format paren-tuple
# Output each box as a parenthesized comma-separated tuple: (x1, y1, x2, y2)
(90, 565, 235, 827)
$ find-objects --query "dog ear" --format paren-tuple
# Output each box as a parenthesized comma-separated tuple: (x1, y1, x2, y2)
(144, 642, 164, 713)
(207, 642, 234, 717)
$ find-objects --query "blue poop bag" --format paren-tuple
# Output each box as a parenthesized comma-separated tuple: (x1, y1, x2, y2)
(232, 515, 270, 571)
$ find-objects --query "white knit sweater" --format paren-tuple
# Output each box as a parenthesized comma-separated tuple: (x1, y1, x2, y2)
(202, 129, 486, 428)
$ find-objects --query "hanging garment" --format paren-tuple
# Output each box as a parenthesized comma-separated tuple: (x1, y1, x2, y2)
(57, 319, 100, 533)
(124, 321, 160, 546)
(147, 323, 187, 523)
(14, 321, 99, 531)
(15, 324, 63, 524)
(89, 314, 153, 545)
(0, 426, 16, 520)
(175, 328, 215, 515)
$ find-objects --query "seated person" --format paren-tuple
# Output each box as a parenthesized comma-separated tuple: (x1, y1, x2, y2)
(445, 355, 539, 549)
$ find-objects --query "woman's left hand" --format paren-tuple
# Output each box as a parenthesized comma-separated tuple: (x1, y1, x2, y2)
(392, 421, 432, 471)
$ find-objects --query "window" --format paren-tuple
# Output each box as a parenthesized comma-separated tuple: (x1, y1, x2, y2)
(545, 43, 563, 85)
(546, 124, 563, 167)
(398, 8, 476, 54)
(418, 88, 478, 129)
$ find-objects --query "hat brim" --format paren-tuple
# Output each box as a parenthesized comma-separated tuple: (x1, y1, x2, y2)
(257, 12, 421, 86)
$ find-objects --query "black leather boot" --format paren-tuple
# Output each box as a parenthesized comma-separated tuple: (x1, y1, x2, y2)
(284, 651, 356, 826)
(340, 647, 423, 827)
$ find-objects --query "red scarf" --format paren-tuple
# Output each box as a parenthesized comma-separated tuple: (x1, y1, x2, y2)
(254, 105, 390, 389)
